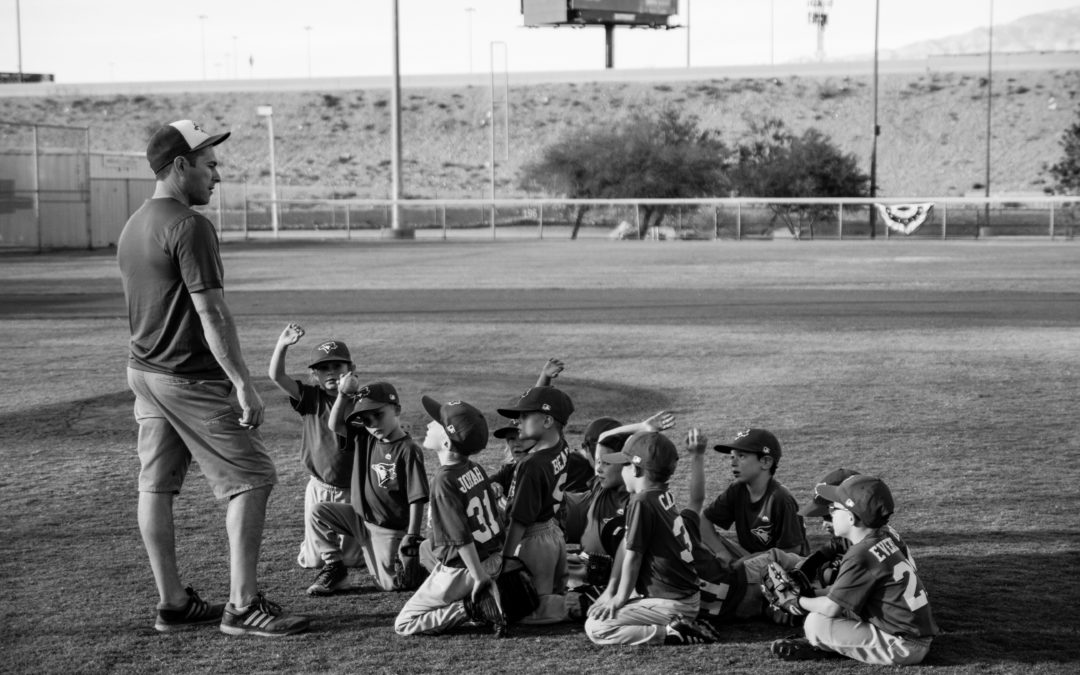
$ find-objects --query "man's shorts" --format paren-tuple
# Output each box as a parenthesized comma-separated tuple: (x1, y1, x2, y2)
(128, 367, 278, 499)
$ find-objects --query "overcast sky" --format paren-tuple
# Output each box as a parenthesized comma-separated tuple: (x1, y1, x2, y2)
(3, 0, 1078, 82)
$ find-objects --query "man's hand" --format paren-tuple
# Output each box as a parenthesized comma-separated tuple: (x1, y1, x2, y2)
(644, 410, 675, 432)
(586, 590, 624, 621)
(237, 383, 265, 429)
(471, 573, 493, 604)
(686, 428, 707, 455)
(277, 322, 305, 347)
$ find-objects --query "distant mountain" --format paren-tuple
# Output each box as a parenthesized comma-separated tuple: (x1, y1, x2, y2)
(862, 7, 1080, 60)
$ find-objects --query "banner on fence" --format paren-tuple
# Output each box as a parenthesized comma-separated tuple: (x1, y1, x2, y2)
(876, 202, 934, 235)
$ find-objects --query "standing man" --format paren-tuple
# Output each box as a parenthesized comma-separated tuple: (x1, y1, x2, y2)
(118, 120, 308, 637)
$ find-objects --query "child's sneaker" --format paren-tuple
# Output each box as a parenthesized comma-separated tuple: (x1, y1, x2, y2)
(155, 586, 225, 632)
(306, 561, 349, 596)
(220, 593, 310, 637)
(663, 618, 721, 645)
(771, 635, 831, 661)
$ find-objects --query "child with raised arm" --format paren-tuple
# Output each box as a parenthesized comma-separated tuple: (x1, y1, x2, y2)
(267, 323, 363, 571)
(691, 428, 808, 562)
(310, 379, 429, 594)
(394, 396, 504, 635)
(770, 475, 940, 665)
(584, 431, 719, 645)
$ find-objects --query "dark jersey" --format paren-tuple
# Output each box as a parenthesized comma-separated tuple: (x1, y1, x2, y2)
(291, 382, 351, 488)
(564, 452, 594, 493)
(680, 509, 741, 620)
(703, 478, 808, 555)
(344, 415, 429, 531)
(429, 461, 504, 566)
(623, 489, 699, 601)
(579, 483, 629, 556)
(505, 440, 569, 527)
(117, 198, 226, 378)
(827, 529, 940, 639)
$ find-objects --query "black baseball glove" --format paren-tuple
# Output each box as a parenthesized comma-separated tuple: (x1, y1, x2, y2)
(392, 534, 428, 591)
(761, 562, 811, 618)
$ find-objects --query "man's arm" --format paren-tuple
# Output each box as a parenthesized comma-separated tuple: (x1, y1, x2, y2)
(190, 288, 263, 428)
(686, 428, 707, 513)
(327, 386, 352, 437)
(457, 541, 493, 602)
(799, 594, 843, 617)
(535, 358, 564, 387)
(597, 410, 676, 448)
(406, 501, 425, 538)
(501, 521, 526, 560)
(268, 323, 303, 400)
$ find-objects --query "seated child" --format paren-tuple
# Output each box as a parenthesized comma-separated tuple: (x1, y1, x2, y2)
(394, 396, 504, 635)
(584, 431, 720, 646)
(771, 475, 940, 665)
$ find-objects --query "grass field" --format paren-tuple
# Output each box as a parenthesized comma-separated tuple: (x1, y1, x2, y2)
(1, 238, 1079, 673)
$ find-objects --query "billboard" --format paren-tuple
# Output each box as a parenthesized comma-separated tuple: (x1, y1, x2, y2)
(523, 0, 678, 26)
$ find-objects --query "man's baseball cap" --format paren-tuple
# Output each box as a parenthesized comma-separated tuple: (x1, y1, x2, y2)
(147, 120, 230, 174)
(800, 468, 862, 517)
(713, 428, 782, 461)
(306, 340, 352, 368)
(817, 474, 894, 528)
(497, 386, 574, 425)
(601, 431, 679, 475)
(492, 424, 520, 440)
(421, 395, 488, 455)
(596, 431, 633, 454)
(582, 417, 622, 451)
(351, 381, 399, 412)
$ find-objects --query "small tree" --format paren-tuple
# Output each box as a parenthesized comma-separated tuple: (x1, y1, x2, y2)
(731, 118, 869, 239)
(520, 107, 730, 238)
(1047, 109, 1080, 194)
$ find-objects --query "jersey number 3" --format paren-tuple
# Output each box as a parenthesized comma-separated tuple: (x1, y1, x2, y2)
(892, 560, 928, 611)
(467, 491, 502, 544)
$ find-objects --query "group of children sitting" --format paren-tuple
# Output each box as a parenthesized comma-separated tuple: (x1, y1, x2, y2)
(270, 325, 940, 666)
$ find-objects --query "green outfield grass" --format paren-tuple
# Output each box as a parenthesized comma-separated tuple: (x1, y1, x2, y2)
(1, 239, 1078, 673)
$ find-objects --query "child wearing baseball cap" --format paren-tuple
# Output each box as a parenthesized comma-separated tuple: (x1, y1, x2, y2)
(267, 323, 364, 576)
(585, 431, 720, 645)
(689, 428, 808, 562)
(313, 380, 429, 593)
(770, 474, 940, 665)
(496, 385, 575, 624)
(395, 396, 506, 635)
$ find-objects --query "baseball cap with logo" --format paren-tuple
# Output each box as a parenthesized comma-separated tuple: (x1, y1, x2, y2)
(351, 381, 400, 412)
(146, 120, 231, 174)
(496, 386, 574, 426)
(713, 428, 783, 461)
(421, 395, 489, 455)
(601, 430, 679, 475)
(799, 468, 862, 517)
(817, 474, 894, 528)
(306, 340, 352, 368)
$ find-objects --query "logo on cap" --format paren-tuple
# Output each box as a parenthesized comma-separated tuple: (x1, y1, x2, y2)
(542, 404, 551, 412)
(319, 341, 337, 354)
(631, 456, 642, 465)
(736, 429, 750, 439)
(447, 424, 457, 433)
(357, 386, 370, 398)
(845, 498, 855, 507)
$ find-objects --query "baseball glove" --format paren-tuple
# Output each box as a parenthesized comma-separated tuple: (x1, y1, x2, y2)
(761, 562, 810, 617)
(496, 557, 541, 623)
(583, 552, 613, 587)
(464, 579, 510, 638)
(392, 534, 428, 591)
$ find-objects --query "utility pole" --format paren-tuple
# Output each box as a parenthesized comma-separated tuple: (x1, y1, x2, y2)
(869, 0, 880, 239)
(198, 15, 208, 80)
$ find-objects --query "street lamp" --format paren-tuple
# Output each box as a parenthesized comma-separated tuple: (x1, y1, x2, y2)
(465, 7, 476, 74)
(15, 0, 23, 83)
(198, 14, 208, 80)
(256, 105, 279, 236)
(304, 26, 313, 77)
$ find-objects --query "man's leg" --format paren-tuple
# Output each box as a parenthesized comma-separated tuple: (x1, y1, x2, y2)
(226, 485, 271, 607)
(138, 491, 187, 607)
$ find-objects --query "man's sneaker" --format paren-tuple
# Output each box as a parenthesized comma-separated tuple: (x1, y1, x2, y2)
(306, 561, 349, 596)
(220, 594, 310, 637)
(771, 635, 831, 661)
(155, 586, 225, 632)
(664, 618, 721, 645)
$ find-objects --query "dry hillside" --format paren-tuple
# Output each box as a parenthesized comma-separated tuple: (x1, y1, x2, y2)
(2, 68, 1078, 199)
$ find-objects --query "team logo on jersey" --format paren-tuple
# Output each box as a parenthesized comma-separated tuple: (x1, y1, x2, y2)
(844, 498, 855, 508)
(447, 424, 457, 433)
(372, 463, 397, 487)
(751, 526, 771, 544)
(385, 453, 391, 460)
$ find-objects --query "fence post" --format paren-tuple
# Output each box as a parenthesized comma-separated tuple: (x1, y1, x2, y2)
(838, 203, 844, 240)
(32, 124, 42, 252)
(441, 204, 447, 240)
(736, 203, 741, 241)
(635, 203, 641, 240)
(1050, 202, 1055, 239)
(713, 206, 718, 240)
(241, 180, 249, 240)
(84, 127, 93, 249)
(539, 203, 544, 240)
(942, 202, 947, 239)
(345, 201, 351, 240)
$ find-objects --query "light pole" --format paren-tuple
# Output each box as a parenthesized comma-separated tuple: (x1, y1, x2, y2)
(198, 14, 208, 80)
(770, 0, 774, 66)
(304, 26, 313, 77)
(869, 0, 880, 239)
(256, 105, 279, 236)
(465, 7, 476, 74)
(984, 0, 994, 234)
(390, 0, 403, 232)
(685, 0, 690, 68)
(15, 0, 23, 82)
(489, 41, 508, 238)
(232, 35, 238, 78)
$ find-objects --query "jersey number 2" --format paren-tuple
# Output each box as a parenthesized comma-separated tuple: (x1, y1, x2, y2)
(892, 560, 928, 611)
